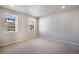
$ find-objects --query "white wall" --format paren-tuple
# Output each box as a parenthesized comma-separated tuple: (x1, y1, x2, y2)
(39, 8, 79, 44)
(0, 7, 38, 45)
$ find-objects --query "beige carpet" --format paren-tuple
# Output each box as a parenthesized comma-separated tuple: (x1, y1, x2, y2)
(0, 38, 79, 54)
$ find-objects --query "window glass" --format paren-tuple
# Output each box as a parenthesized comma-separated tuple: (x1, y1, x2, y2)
(4, 13, 18, 32)
(28, 17, 35, 31)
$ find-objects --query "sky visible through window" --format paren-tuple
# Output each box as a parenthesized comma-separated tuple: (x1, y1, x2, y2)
(4, 13, 16, 20)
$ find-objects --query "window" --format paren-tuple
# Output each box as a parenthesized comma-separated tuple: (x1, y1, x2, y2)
(5, 18, 15, 32)
(28, 17, 35, 31)
(4, 13, 18, 32)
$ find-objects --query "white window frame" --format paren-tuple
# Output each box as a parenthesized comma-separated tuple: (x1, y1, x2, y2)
(28, 17, 36, 31)
(4, 13, 18, 33)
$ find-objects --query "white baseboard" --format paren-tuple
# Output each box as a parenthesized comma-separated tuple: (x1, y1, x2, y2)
(38, 36, 79, 46)
(0, 37, 34, 47)
(0, 38, 26, 47)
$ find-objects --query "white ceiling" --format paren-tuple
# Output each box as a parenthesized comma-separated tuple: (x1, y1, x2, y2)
(1, 5, 79, 18)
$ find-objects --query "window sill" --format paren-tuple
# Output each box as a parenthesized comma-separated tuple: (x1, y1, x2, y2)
(5, 31, 15, 33)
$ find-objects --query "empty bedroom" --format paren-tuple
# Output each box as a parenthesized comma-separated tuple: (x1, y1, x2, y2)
(0, 5, 79, 54)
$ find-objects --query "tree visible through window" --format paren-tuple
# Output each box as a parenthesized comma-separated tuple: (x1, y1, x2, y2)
(28, 17, 35, 31)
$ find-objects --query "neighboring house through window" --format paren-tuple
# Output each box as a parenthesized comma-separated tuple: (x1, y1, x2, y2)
(4, 13, 18, 32)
